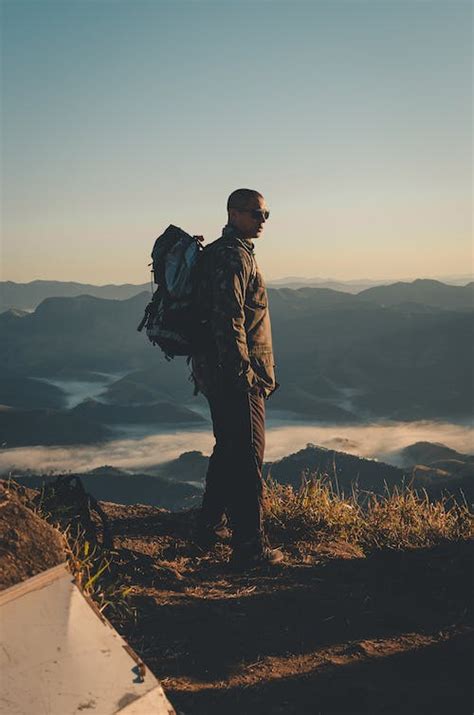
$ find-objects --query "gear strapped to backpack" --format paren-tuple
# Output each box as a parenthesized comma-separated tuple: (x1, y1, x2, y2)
(137, 225, 205, 359)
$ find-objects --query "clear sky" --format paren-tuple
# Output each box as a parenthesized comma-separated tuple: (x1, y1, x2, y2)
(1, 0, 472, 284)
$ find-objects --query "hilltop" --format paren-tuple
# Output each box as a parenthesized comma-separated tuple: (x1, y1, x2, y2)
(103, 502, 472, 715)
(2, 475, 472, 714)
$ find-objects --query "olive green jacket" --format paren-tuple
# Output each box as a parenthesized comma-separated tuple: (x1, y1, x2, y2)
(192, 224, 277, 398)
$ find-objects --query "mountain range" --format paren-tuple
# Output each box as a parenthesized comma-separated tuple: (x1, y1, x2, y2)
(0, 279, 472, 439)
(0, 280, 151, 312)
(11, 440, 472, 509)
(13, 466, 201, 511)
(0, 400, 205, 448)
(263, 442, 473, 502)
(1, 276, 472, 311)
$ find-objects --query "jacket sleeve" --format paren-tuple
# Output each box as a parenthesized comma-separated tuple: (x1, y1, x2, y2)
(209, 246, 257, 391)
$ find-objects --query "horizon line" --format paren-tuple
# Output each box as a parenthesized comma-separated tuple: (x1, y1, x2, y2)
(1, 274, 473, 287)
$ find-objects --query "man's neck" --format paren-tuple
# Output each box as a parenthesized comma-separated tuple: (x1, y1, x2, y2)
(223, 223, 255, 246)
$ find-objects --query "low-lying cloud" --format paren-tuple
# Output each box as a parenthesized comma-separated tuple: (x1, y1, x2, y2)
(264, 420, 473, 464)
(0, 420, 472, 476)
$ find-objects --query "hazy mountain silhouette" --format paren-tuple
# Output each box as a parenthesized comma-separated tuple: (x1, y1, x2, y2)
(3, 277, 471, 309)
(0, 375, 66, 410)
(0, 308, 30, 326)
(264, 443, 408, 493)
(396, 441, 474, 467)
(10, 439, 470, 506)
(121, 442, 473, 503)
(268, 278, 383, 292)
(71, 398, 204, 425)
(269, 293, 472, 420)
(268, 275, 473, 290)
(0, 280, 150, 311)
(0, 397, 204, 448)
(99, 366, 193, 405)
(1, 281, 472, 422)
(0, 406, 113, 447)
(389, 441, 474, 497)
(263, 443, 473, 502)
(0, 293, 151, 374)
(158, 450, 209, 483)
(13, 467, 202, 511)
(358, 279, 474, 310)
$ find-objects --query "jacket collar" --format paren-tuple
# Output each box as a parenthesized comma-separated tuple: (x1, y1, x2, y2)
(221, 224, 255, 254)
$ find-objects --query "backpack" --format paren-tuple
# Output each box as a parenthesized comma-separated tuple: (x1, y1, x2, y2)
(137, 225, 205, 359)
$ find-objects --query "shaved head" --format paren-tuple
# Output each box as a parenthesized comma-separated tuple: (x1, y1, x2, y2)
(227, 188, 264, 212)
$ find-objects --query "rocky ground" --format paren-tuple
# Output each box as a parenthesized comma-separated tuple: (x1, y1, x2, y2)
(1, 478, 472, 715)
(100, 502, 473, 715)
(0, 480, 66, 588)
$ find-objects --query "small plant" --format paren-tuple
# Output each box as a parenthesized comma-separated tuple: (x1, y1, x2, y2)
(33, 481, 136, 625)
(64, 531, 136, 621)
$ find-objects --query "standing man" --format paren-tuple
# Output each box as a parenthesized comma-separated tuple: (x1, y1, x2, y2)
(192, 188, 283, 569)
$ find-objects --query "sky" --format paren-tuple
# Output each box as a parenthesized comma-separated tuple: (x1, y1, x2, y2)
(1, 0, 472, 284)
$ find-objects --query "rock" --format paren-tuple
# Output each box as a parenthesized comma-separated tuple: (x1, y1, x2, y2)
(0, 480, 66, 590)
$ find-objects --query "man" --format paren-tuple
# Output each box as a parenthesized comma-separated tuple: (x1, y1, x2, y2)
(192, 188, 283, 569)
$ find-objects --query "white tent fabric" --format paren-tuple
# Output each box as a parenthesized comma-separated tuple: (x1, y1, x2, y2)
(0, 563, 175, 715)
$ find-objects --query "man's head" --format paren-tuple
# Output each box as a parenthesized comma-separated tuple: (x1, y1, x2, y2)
(227, 188, 270, 239)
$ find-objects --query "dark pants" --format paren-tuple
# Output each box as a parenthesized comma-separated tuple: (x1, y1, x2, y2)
(200, 387, 266, 546)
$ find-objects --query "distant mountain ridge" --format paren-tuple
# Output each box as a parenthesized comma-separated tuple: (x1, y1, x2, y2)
(268, 274, 473, 290)
(263, 442, 473, 502)
(8, 440, 472, 508)
(12, 468, 201, 511)
(0, 398, 205, 448)
(0, 405, 114, 447)
(1, 280, 472, 422)
(0, 279, 151, 311)
(2, 276, 472, 310)
(358, 279, 474, 310)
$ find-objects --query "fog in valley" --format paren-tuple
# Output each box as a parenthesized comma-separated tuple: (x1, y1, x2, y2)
(38, 375, 124, 409)
(1, 418, 472, 477)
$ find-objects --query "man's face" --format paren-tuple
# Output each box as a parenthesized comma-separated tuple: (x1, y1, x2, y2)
(229, 195, 269, 239)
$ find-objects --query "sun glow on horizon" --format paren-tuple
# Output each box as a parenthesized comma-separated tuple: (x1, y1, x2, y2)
(1, 1, 471, 284)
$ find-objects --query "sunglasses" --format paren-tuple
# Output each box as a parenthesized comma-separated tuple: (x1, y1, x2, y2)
(239, 209, 270, 221)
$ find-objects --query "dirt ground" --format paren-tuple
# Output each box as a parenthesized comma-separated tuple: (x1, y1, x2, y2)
(0, 480, 66, 589)
(100, 503, 473, 715)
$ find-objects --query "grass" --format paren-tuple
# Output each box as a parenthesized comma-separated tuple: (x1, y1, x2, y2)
(32, 482, 136, 624)
(264, 476, 473, 553)
(23, 473, 473, 620)
(63, 532, 134, 615)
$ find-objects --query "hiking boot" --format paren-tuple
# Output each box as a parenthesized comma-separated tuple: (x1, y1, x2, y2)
(230, 541, 285, 570)
(193, 523, 232, 552)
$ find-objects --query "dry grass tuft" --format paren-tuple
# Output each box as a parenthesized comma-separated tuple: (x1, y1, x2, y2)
(265, 477, 473, 553)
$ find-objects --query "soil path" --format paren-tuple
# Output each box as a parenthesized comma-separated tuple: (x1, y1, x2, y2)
(102, 504, 473, 715)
